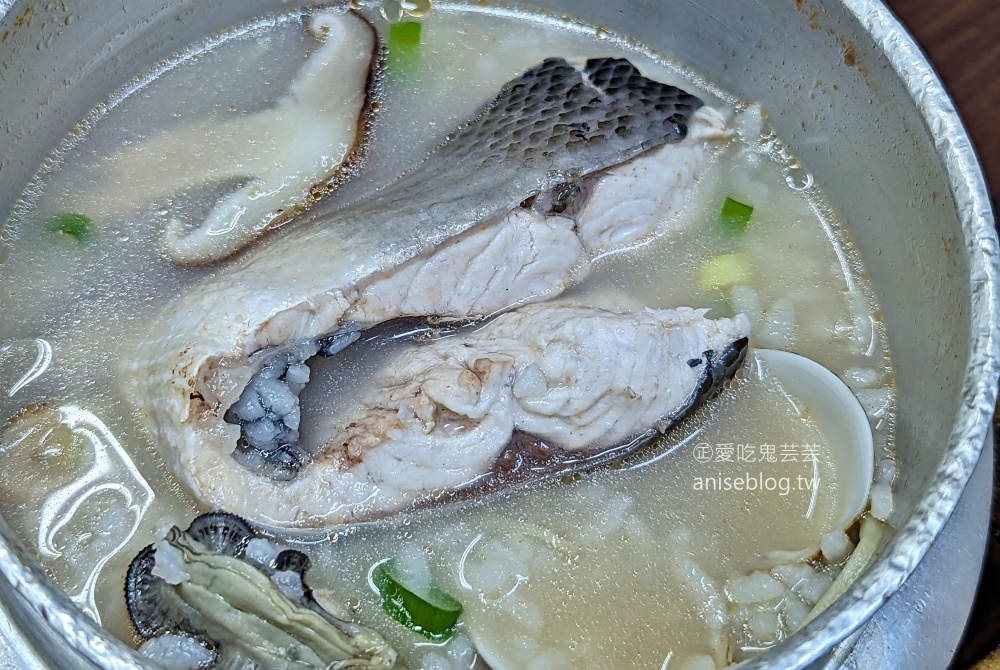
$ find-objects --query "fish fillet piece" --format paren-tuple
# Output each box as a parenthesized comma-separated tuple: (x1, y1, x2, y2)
(575, 105, 728, 250)
(347, 107, 729, 325)
(203, 305, 749, 526)
(95, 9, 377, 264)
(346, 209, 587, 325)
(222, 105, 728, 476)
(127, 58, 724, 529)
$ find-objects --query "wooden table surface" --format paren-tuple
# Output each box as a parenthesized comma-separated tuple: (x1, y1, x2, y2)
(883, 0, 1000, 204)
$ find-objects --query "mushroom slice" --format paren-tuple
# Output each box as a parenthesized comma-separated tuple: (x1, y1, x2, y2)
(100, 9, 378, 264)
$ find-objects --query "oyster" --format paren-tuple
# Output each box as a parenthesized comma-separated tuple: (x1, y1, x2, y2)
(126, 57, 733, 529)
(125, 512, 396, 669)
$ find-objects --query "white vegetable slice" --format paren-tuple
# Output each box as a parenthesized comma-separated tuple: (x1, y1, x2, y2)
(805, 516, 884, 623)
(96, 10, 377, 264)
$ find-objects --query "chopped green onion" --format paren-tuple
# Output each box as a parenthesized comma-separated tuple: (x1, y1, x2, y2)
(388, 21, 422, 77)
(719, 196, 754, 234)
(48, 212, 94, 244)
(697, 252, 752, 292)
(374, 559, 462, 640)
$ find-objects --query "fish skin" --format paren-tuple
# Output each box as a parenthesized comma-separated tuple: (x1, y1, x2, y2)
(126, 58, 714, 529)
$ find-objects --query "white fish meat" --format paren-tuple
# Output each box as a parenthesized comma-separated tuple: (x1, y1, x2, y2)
(126, 57, 734, 529)
(297, 305, 749, 524)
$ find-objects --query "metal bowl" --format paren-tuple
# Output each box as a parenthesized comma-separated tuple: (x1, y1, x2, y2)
(0, 0, 997, 667)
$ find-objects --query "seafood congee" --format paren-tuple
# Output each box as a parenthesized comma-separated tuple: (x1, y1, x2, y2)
(0, 2, 896, 668)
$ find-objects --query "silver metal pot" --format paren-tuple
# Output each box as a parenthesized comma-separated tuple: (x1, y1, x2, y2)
(0, 0, 997, 668)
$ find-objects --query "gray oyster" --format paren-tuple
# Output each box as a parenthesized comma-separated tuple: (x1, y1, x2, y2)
(125, 512, 396, 669)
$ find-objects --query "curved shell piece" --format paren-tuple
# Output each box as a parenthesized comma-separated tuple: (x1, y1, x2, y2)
(184, 512, 255, 557)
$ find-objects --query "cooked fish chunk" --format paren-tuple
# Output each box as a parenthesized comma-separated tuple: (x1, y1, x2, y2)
(576, 106, 729, 250)
(297, 305, 750, 524)
(346, 209, 587, 325)
(164, 305, 748, 528)
(349, 106, 728, 325)
(125, 57, 731, 529)
(212, 103, 729, 477)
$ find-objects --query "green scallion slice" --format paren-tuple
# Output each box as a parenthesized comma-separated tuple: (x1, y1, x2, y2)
(388, 21, 422, 77)
(373, 560, 463, 640)
(719, 196, 754, 234)
(48, 212, 94, 244)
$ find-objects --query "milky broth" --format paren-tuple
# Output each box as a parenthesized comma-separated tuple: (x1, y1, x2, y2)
(0, 3, 893, 668)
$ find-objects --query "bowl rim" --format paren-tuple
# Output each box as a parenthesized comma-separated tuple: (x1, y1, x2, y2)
(0, 0, 996, 668)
